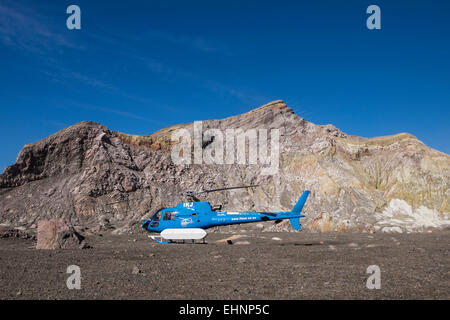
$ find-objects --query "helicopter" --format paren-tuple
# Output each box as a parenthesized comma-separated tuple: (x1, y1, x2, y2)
(141, 186, 310, 243)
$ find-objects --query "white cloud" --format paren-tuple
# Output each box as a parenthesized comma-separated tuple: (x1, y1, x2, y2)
(0, 2, 84, 54)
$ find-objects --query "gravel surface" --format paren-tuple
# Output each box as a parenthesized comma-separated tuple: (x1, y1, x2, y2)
(0, 231, 448, 299)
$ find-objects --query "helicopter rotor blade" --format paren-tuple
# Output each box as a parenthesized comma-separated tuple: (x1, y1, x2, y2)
(195, 185, 259, 196)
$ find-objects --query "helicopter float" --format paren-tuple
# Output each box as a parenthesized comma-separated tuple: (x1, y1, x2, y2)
(141, 186, 310, 244)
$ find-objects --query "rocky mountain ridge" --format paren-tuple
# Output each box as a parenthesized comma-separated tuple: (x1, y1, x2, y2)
(1, 100, 449, 234)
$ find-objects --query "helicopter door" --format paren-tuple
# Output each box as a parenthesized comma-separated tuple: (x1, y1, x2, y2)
(161, 211, 176, 227)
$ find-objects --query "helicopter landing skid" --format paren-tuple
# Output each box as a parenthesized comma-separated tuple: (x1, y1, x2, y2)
(150, 235, 169, 244)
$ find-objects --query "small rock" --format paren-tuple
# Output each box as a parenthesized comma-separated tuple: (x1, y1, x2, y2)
(214, 255, 222, 259)
(238, 258, 246, 264)
(45, 188, 56, 197)
(382, 226, 403, 233)
(79, 240, 92, 249)
(329, 245, 337, 251)
(216, 235, 244, 243)
(348, 242, 358, 247)
(271, 237, 282, 241)
(132, 266, 141, 275)
(235, 241, 250, 245)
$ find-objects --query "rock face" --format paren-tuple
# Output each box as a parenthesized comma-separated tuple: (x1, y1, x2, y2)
(0, 100, 449, 233)
(36, 219, 88, 249)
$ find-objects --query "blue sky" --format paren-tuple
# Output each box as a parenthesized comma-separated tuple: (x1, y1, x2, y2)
(0, 0, 449, 172)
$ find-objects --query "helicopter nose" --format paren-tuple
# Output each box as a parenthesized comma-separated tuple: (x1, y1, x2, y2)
(142, 221, 150, 230)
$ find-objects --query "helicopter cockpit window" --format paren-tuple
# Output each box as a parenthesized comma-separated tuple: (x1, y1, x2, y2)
(163, 211, 176, 221)
(152, 209, 163, 221)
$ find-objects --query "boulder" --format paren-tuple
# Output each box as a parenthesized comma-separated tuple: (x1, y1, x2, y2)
(36, 219, 90, 249)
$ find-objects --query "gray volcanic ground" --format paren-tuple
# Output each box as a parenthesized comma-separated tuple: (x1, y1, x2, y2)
(1, 231, 449, 300)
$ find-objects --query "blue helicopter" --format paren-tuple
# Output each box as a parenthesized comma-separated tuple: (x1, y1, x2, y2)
(141, 186, 310, 243)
